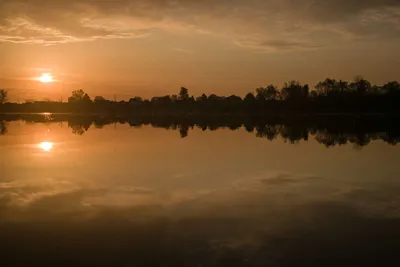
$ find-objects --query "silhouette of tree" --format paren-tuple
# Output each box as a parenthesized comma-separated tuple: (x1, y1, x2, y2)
(368, 85, 380, 94)
(129, 97, 144, 106)
(82, 94, 92, 103)
(188, 96, 196, 106)
(225, 95, 242, 108)
(68, 90, 85, 102)
(68, 89, 92, 104)
(350, 76, 371, 95)
(171, 95, 178, 102)
(281, 81, 308, 100)
(338, 80, 349, 94)
(310, 91, 318, 98)
(151, 95, 173, 106)
(382, 81, 400, 95)
(315, 78, 337, 96)
(244, 92, 256, 103)
(303, 84, 310, 98)
(255, 87, 266, 101)
(256, 85, 279, 100)
(0, 89, 8, 104)
(196, 94, 208, 102)
(314, 79, 349, 96)
(0, 76, 399, 115)
(208, 94, 224, 104)
(94, 96, 107, 103)
(179, 87, 189, 101)
(266, 85, 279, 100)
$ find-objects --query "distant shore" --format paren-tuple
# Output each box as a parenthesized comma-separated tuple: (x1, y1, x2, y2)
(1, 78, 399, 115)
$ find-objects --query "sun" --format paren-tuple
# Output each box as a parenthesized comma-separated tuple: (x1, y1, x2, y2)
(39, 142, 53, 152)
(39, 73, 54, 83)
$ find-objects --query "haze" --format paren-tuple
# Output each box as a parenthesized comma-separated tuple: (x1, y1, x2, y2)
(1, 0, 399, 102)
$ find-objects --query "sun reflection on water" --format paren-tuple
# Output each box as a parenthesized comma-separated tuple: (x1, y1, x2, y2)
(39, 142, 53, 152)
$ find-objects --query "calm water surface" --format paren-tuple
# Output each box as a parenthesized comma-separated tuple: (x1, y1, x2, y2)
(1, 117, 400, 266)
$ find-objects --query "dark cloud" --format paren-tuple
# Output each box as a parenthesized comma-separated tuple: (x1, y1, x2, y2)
(0, 0, 399, 48)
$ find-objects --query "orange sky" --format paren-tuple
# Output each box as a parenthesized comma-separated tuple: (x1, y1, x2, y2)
(1, 0, 400, 102)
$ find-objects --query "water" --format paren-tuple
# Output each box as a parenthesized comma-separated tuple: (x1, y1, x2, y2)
(1, 115, 400, 266)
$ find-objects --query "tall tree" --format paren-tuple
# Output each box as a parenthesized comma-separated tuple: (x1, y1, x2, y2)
(315, 78, 337, 96)
(266, 85, 279, 100)
(255, 87, 266, 100)
(255, 85, 279, 101)
(82, 93, 92, 103)
(178, 87, 189, 101)
(0, 89, 8, 104)
(68, 90, 92, 104)
(281, 80, 307, 100)
(338, 80, 349, 94)
(68, 89, 85, 103)
(382, 81, 400, 95)
(244, 92, 256, 102)
(350, 76, 371, 95)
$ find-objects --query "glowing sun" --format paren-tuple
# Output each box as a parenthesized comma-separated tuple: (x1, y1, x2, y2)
(39, 73, 54, 83)
(39, 142, 53, 152)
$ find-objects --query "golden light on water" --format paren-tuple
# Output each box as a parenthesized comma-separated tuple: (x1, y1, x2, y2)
(39, 142, 53, 152)
(39, 73, 54, 83)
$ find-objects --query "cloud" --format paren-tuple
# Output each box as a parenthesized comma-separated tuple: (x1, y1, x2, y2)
(260, 173, 323, 186)
(235, 38, 323, 52)
(0, 17, 150, 45)
(173, 48, 194, 54)
(0, 0, 399, 50)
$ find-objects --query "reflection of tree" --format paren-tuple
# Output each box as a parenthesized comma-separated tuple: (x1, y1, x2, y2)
(0, 120, 7, 135)
(280, 125, 309, 144)
(255, 125, 279, 141)
(94, 123, 104, 129)
(68, 118, 92, 135)
(314, 131, 400, 148)
(348, 133, 371, 148)
(244, 124, 255, 133)
(227, 122, 242, 131)
(179, 125, 189, 138)
(71, 125, 87, 135)
(64, 117, 400, 146)
(1, 114, 399, 147)
(196, 122, 208, 131)
(382, 132, 400, 145)
(315, 131, 350, 147)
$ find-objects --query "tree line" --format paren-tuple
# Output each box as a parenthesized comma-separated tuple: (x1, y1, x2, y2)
(1, 77, 400, 114)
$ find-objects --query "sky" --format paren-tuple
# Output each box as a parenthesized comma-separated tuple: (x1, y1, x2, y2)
(0, 0, 399, 102)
